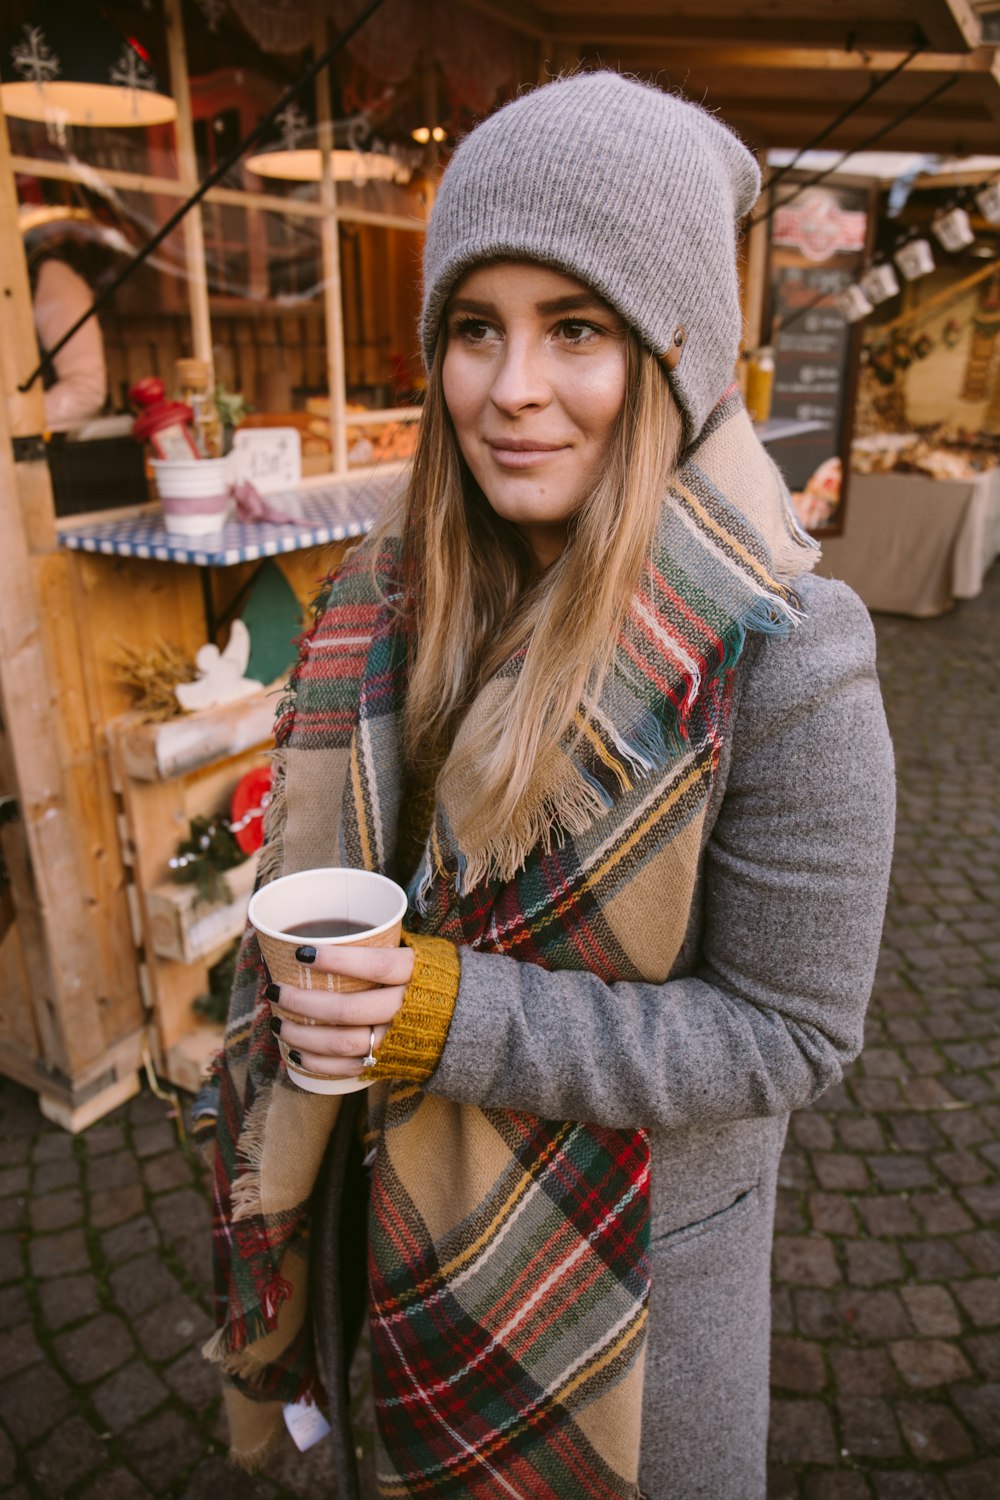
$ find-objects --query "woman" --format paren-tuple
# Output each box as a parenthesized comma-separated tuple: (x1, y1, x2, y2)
(203, 73, 895, 1500)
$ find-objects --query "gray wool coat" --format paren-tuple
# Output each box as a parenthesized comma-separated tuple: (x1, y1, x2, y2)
(314, 573, 895, 1500)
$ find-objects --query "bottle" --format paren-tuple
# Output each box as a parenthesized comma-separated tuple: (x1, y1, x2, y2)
(175, 357, 223, 458)
(129, 378, 198, 461)
(745, 345, 775, 425)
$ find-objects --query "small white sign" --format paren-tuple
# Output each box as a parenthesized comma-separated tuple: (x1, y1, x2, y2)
(231, 427, 302, 495)
(283, 1398, 332, 1452)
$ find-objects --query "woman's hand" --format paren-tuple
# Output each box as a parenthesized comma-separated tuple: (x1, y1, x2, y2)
(267, 942, 416, 1077)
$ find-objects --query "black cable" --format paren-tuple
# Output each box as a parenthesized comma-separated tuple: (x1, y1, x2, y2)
(767, 45, 922, 188)
(751, 74, 959, 231)
(18, 0, 388, 394)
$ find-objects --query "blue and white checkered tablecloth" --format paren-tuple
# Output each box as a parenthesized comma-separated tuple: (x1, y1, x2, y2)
(57, 469, 401, 567)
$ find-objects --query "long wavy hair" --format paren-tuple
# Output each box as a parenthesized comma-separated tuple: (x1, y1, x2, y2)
(382, 304, 684, 862)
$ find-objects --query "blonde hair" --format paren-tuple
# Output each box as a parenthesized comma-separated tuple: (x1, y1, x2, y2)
(386, 324, 683, 861)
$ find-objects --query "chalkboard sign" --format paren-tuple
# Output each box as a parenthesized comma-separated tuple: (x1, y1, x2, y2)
(764, 178, 877, 535)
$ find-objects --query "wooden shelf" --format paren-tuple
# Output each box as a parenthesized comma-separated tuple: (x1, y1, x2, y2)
(114, 693, 276, 782)
(166, 1023, 225, 1096)
(108, 710, 272, 1094)
(147, 854, 258, 965)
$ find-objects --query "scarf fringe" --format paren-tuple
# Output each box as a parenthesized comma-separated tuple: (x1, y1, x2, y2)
(456, 763, 615, 893)
(257, 746, 287, 891)
(230, 1083, 275, 1221)
(226, 1429, 283, 1476)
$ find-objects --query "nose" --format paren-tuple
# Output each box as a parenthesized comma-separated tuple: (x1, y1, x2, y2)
(488, 333, 550, 416)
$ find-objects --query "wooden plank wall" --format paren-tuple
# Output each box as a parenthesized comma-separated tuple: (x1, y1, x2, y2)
(100, 225, 424, 409)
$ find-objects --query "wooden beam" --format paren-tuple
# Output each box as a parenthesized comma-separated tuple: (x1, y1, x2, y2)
(0, 109, 46, 439)
(553, 18, 927, 52)
(534, 1, 981, 52)
(314, 3, 350, 474)
(566, 43, 998, 73)
(9, 158, 426, 233)
(164, 0, 213, 368)
(908, 0, 983, 51)
(723, 104, 998, 156)
(459, 0, 547, 40)
(0, 380, 110, 1079)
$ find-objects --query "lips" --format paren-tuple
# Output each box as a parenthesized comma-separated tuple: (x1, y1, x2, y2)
(485, 437, 568, 469)
(485, 438, 566, 452)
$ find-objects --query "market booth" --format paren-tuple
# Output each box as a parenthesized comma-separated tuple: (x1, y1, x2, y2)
(1, 0, 996, 1127)
(818, 251, 1000, 615)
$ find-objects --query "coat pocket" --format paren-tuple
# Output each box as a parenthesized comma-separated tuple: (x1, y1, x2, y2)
(649, 1180, 759, 1252)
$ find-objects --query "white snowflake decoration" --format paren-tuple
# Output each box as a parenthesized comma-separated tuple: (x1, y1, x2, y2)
(11, 24, 61, 89)
(108, 43, 157, 119)
(275, 102, 310, 151)
(194, 0, 227, 31)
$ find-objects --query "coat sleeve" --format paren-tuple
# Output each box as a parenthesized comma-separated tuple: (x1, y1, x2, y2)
(426, 575, 896, 1132)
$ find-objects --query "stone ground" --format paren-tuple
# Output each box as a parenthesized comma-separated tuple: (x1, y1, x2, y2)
(1, 567, 998, 1499)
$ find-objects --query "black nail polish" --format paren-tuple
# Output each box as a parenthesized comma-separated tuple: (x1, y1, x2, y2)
(295, 945, 317, 964)
(264, 982, 280, 1003)
(288, 1049, 303, 1066)
(269, 1016, 282, 1036)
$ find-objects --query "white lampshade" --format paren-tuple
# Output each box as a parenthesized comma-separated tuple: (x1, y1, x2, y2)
(245, 146, 411, 184)
(1, 14, 175, 128)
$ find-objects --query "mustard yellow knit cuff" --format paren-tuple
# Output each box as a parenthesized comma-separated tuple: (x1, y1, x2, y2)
(368, 932, 461, 1084)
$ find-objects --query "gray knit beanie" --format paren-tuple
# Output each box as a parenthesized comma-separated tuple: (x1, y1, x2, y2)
(421, 72, 760, 444)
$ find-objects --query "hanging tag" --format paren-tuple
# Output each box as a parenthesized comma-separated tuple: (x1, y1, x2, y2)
(283, 1399, 332, 1452)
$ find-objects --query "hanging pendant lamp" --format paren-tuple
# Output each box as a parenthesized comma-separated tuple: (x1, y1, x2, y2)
(245, 101, 411, 185)
(1, 7, 175, 128)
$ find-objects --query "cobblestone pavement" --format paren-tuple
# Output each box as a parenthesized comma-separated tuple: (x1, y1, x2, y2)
(1, 569, 998, 1500)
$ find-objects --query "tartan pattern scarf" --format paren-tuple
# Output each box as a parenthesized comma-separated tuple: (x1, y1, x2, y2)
(204, 390, 817, 1492)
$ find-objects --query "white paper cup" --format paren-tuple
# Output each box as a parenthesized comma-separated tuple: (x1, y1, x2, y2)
(248, 868, 408, 1095)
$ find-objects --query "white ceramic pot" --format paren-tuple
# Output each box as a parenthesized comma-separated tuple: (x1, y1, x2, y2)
(974, 182, 1000, 226)
(152, 457, 232, 536)
(932, 207, 975, 253)
(837, 284, 874, 324)
(860, 263, 900, 306)
(894, 238, 935, 282)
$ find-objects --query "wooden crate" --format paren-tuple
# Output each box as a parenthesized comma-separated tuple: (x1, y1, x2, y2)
(147, 854, 258, 965)
(108, 703, 273, 1092)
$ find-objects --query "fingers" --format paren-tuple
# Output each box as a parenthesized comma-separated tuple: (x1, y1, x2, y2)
(264, 974, 406, 1080)
(299, 942, 415, 987)
(270, 983, 407, 1028)
(274, 1019, 390, 1078)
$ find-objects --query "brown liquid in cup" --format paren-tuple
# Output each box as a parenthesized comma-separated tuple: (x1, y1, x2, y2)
(282, 918, 372, 940)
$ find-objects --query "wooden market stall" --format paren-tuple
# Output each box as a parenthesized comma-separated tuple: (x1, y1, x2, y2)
(0, 0, 992, 1127)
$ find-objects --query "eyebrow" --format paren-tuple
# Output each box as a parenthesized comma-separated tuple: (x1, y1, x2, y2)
(447, 291, 612, 317)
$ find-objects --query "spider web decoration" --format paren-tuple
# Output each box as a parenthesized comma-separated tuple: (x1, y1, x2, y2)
(227, 0, 312, 56)
(11, 24, 61, 88)
(194, 0, 228, 32)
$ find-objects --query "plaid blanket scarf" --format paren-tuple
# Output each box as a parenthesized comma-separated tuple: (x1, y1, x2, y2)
(203, 390, 817, 1494)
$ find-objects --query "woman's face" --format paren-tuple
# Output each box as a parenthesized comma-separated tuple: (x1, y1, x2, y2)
(442, 261, 628, 569)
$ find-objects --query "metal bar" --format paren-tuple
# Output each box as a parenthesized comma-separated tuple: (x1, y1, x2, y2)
(751, 75, 960, 231)
(18, 0, 388, 393)
(767, 46, 922, 187)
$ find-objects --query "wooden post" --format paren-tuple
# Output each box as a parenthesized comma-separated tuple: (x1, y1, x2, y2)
(164, 0, 214, 369)
(315, 4, 350, 475)
(0, 92, 144, 1127)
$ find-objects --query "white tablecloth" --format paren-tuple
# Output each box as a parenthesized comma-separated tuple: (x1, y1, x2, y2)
(817, 469, 1000, 617)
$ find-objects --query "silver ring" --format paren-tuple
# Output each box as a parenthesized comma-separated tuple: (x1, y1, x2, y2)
(362, 1026, 377, 1069)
